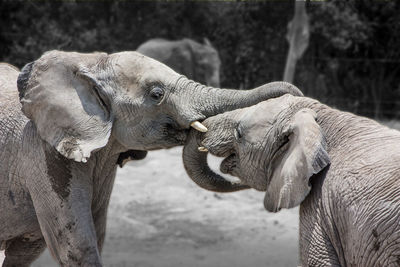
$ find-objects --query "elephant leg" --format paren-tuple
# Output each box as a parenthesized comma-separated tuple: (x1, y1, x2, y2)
(31, 194, 102, 266)
(299, 215, 341, 267)
(3, 237, 46, 267)
(92, 162, 117, 254)
(93, 210, 107, 253)
(27, 167, 102, 266)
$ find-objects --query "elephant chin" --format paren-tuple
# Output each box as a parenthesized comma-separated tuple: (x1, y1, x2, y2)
(117, 150, 148, 167)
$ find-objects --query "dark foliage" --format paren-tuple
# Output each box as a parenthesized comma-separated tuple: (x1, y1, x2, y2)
(1, 1, 399, 118)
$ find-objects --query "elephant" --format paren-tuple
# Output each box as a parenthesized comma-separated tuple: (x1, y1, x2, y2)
(183, 94, 400, 266)
(0, 50, 302, 267)
(137, 38, 221, 87)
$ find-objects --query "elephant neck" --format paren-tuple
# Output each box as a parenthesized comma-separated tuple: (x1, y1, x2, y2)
(90, 137, 126, 166)
(298, 98, 399, 155)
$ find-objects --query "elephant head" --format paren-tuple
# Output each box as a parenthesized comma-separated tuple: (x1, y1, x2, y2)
(137, 38, 221, 87)
(183, 95, 330, 211)
(191, 38, 221, 87)
(18, 50, 303, 163)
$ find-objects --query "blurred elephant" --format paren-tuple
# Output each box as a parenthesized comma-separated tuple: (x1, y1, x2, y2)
(137, 38, 221, 87)
(183, 94, 400, 266)
(0, 51, 302, 267)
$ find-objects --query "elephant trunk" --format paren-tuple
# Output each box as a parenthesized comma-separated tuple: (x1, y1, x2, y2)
(182, 129, 249, 192)
(198, 80, 303, 118)
(174, 77, 303, 129)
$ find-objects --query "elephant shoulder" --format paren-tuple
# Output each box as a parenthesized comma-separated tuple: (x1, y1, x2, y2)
(0, 63, 20, 94)
(0, 62, 19, 73)
(137, 39, 175, 60)
(137, 38, 170, 52)
(0, 63, 25, 122)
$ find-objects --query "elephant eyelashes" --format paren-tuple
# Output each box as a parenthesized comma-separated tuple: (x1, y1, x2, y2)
(277, 134, 290, 152)
(149, 86, 165, 103)
(234, 126, 243, 141)
(93, 85, 110, 112)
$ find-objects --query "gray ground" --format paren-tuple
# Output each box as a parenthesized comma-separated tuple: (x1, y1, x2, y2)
(1, 147, 299, 267)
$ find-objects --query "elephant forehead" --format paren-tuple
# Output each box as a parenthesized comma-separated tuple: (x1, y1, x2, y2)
(237, 96, 293, 142)
(111, 52, 178, 86)
(240, 97, 292, 127)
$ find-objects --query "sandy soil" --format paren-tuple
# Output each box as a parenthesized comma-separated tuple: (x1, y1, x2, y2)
(4, 147, 299, 267)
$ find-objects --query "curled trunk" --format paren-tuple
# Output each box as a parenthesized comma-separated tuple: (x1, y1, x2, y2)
(182, 129, 249, 192)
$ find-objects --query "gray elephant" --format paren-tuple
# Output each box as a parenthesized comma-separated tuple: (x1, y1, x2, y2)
(0, 50, 302, 267)
(183, 94, 400, 266)
(137, 38, 221, 87)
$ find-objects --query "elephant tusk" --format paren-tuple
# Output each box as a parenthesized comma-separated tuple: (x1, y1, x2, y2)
(198, 146, 208, 152)
(190, 121, 208, 132)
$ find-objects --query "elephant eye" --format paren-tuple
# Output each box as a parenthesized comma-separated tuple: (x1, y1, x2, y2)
(149, 86, 164, 103)
(234, 126, 243, 141)
(277, 133, 290, 152)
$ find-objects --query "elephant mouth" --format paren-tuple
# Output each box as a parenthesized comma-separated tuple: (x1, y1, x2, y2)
(160, 123, 190, 148)
(168, 128, 189, 145)
(162, 119, 209, 148)
(220, 154, 238, 176)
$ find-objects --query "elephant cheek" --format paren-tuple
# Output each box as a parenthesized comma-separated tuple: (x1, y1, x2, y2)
(113, 117, 142, 143)
(164, 129, 188, 147)
(113, 130, 139, 149)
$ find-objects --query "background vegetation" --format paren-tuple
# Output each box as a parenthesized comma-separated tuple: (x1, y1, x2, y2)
(1, 0, 399, 118)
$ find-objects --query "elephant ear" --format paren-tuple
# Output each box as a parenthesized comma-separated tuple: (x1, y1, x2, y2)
(17, 50, 113, 163)
(264, 108, 330, 212)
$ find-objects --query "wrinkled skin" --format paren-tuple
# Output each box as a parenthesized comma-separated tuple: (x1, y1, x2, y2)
(137, 38, 221, 87)
(184, 95, 400, 266)
(0, 52, 302, 267)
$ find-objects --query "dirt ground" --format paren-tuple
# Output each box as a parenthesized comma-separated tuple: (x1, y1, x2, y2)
(2, 147, 299, 267)
(2, 121, 399, 267)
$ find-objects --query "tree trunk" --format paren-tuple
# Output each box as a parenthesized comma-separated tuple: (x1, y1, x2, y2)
(283, 0, 310, 83)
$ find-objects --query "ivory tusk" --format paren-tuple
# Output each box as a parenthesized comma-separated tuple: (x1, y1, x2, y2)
(190, 121, 208, 132)
(198, 146, 208, 152)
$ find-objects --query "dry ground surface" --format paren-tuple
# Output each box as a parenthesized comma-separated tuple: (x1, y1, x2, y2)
(24, 147, 299, 267)
(3, 120, 400, 266)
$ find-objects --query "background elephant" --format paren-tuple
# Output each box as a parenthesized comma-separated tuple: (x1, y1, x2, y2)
(0, 51, 302, 267)
(183, 94, 400, 266)
(137, 38, 221, 87)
